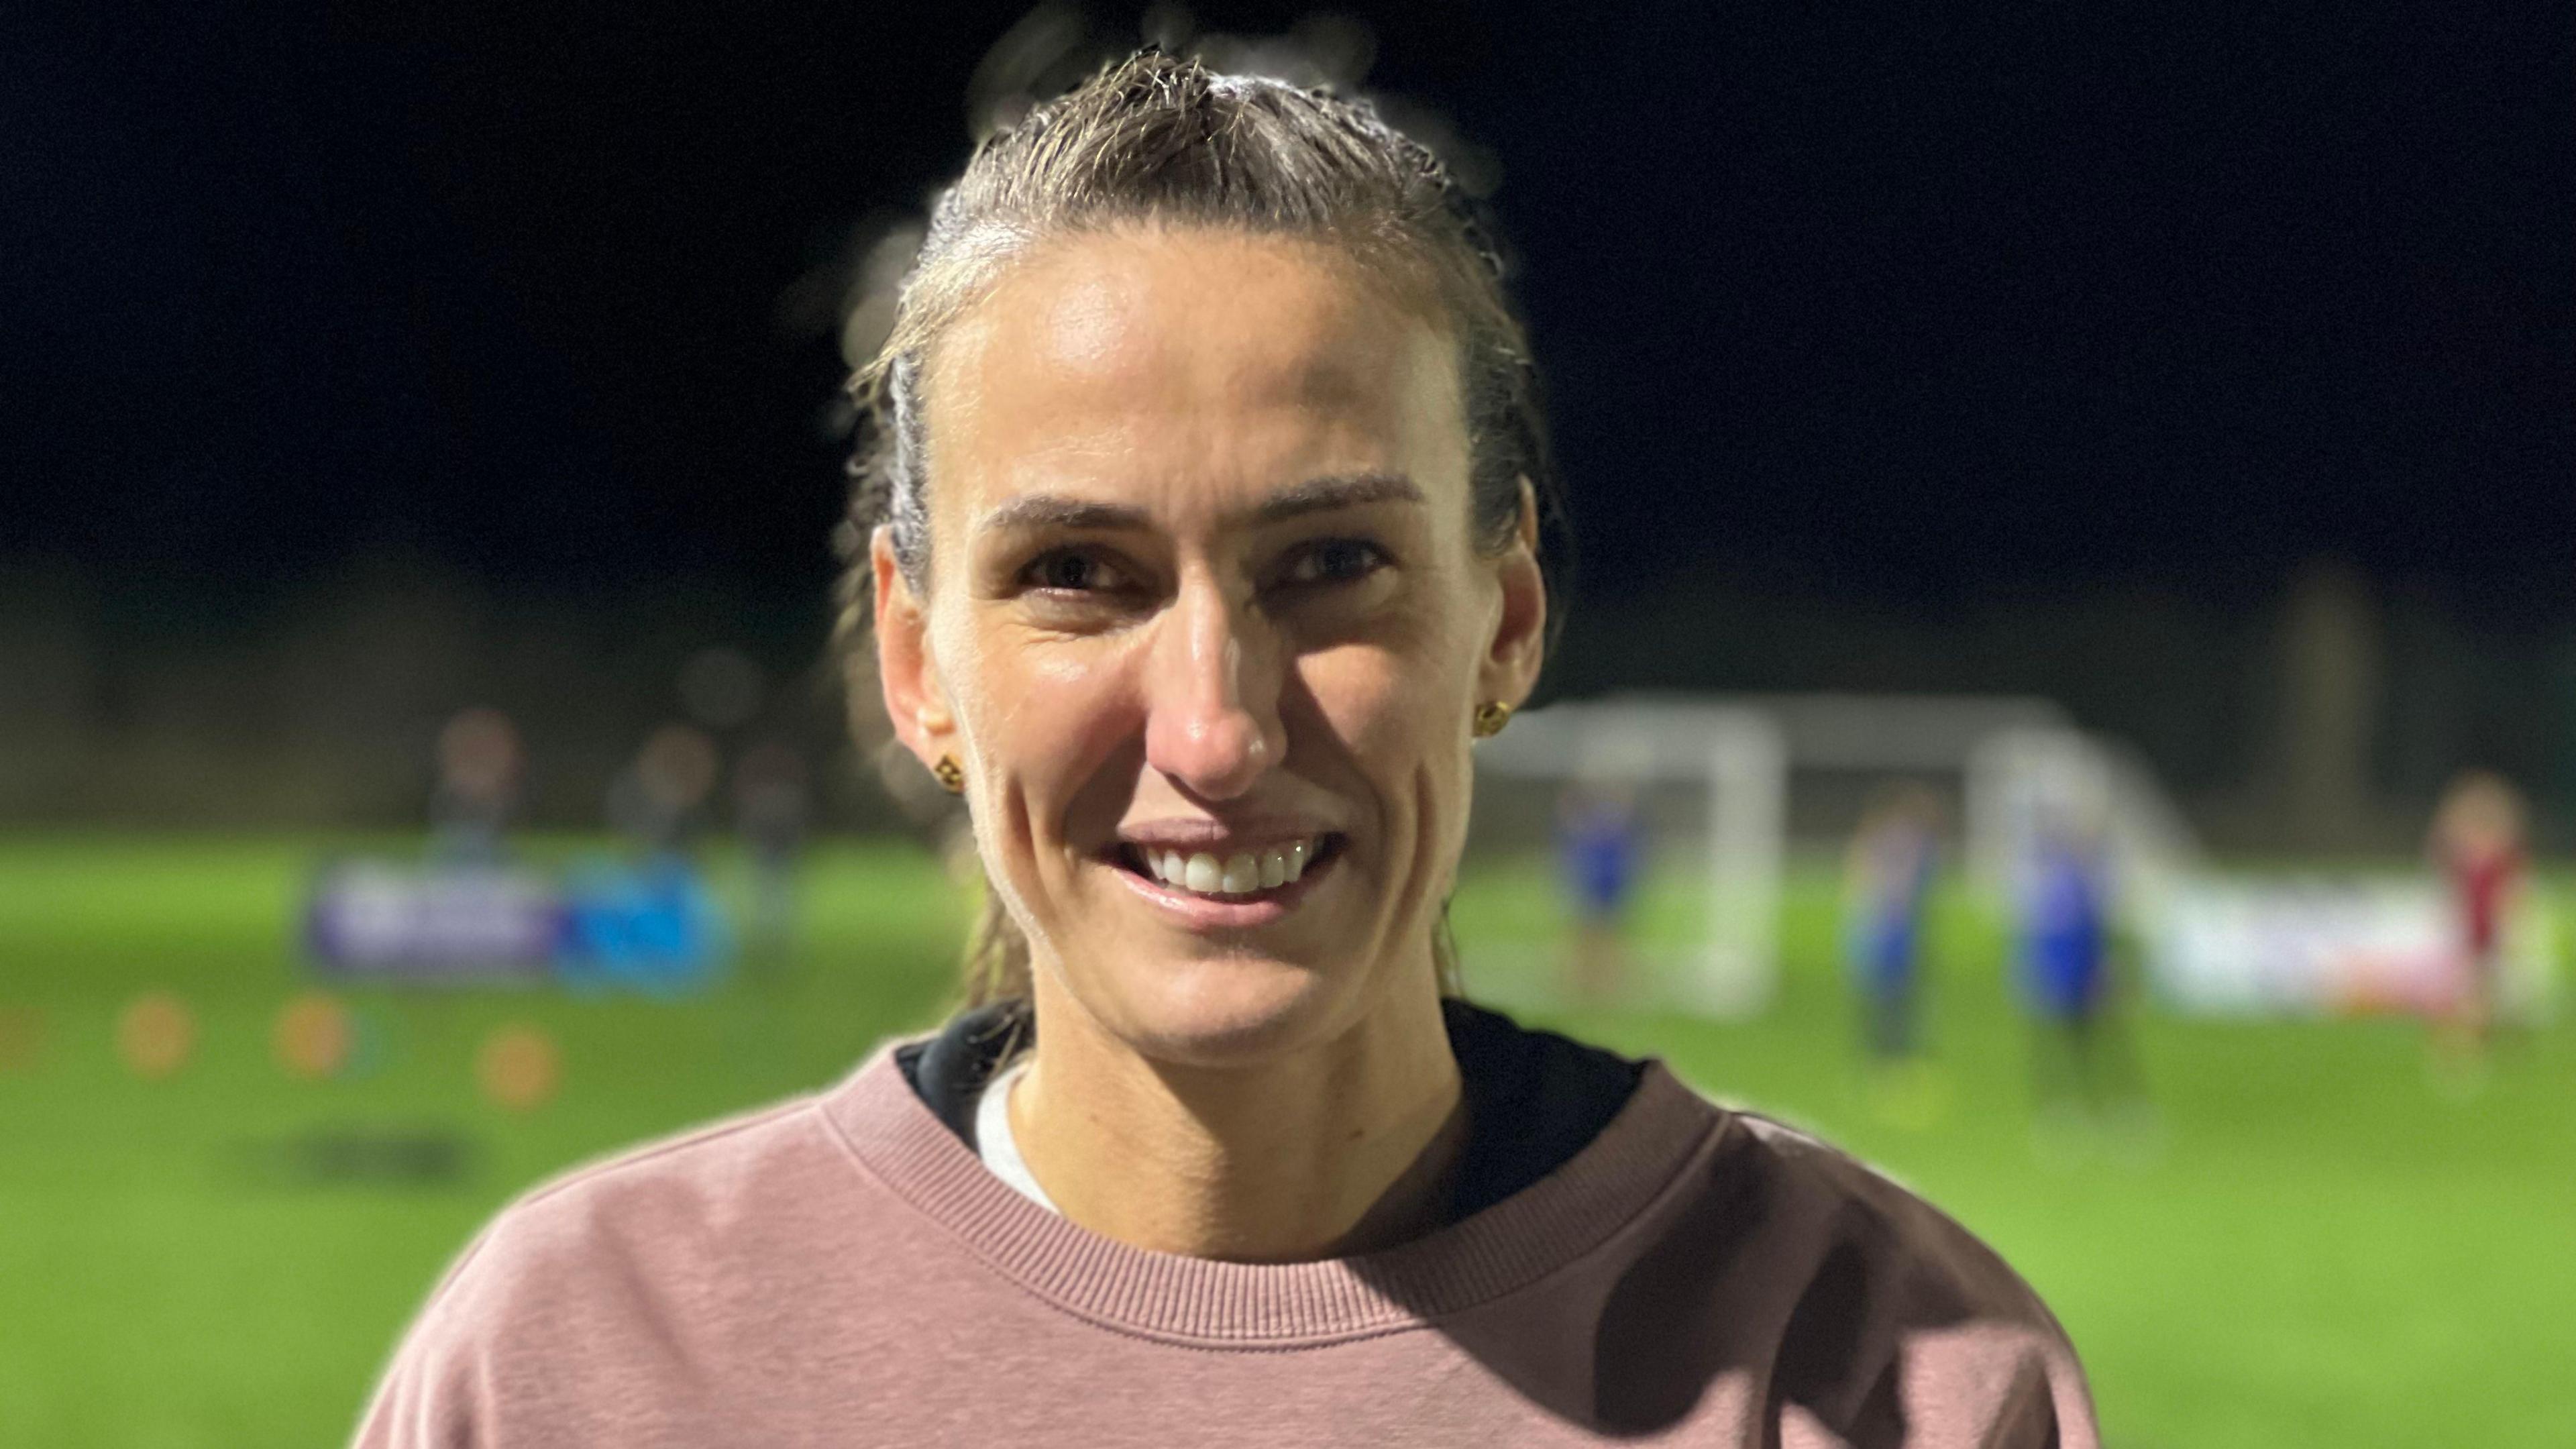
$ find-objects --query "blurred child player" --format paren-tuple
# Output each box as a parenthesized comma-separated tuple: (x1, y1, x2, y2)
(2426, 769, 2526, 1075)
(1556, 780, 1644, 1002)
(1844, 784, 1944, 1121)
(2018, 814, 2147, 1145)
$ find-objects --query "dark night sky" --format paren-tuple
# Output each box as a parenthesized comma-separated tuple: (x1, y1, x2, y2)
(7, 1, 2570, 626)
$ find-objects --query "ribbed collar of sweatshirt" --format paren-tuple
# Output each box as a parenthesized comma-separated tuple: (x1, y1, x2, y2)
(821, 1043, 1728, 1346)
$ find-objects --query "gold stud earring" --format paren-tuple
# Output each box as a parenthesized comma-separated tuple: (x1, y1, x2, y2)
(932, 755, 965, 794)
(1471, 701, 1514, 739)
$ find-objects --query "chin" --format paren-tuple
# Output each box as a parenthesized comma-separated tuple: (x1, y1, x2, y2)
(1101, 948, 1369, 1070)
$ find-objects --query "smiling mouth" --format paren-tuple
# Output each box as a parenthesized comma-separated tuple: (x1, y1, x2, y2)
(1112, 835, 1346, 901)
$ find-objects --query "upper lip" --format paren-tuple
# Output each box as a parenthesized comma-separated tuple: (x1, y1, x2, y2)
(1114, 818, 1338, 854)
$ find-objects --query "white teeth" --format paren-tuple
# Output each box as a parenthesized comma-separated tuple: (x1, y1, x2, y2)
(1183, 853, 1223, 892)
(1136, 838, 1324, 896)
(1218, 853, 1259, 893)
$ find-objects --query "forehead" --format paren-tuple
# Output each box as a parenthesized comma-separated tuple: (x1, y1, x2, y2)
(921, 227, 1467, 525)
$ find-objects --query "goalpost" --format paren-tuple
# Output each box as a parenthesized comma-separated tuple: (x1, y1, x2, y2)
(1467, 690, 2555, 1025)
(1461, 692, 2201, 1019)
(1470, 697, 1787, 1016)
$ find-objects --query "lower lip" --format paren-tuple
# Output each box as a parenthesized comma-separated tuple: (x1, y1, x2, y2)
(1110, 847, 1339, 930)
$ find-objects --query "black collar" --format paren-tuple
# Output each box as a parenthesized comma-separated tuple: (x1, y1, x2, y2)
(896, 997, 1642, 1223)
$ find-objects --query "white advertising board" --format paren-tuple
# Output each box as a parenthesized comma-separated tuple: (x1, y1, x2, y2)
(2150, 874, 2556, 1021)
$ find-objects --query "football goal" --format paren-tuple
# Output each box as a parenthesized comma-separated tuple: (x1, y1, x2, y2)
(1456, 692, 2200, 1018)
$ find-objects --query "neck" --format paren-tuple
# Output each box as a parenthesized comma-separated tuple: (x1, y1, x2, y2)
(1010, 969, 1466, 1263)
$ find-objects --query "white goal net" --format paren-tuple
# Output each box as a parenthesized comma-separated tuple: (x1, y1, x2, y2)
(1454, 692, 2200, 1018)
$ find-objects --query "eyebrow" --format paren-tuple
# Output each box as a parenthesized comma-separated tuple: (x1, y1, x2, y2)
(1251, 472, 1424, 524)
(973, 472, 1425, 537)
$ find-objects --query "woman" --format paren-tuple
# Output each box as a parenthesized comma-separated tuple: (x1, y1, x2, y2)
(358, 54, 2096, 1446)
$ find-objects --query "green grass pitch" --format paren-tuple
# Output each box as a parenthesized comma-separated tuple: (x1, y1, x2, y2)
(1, 836, 2570, 1447)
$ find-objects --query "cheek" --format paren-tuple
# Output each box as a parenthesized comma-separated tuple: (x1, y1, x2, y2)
(958, 628, 1142, 839)
(1306, 572, 1482, 736)
(1299, 635, 1472, 790)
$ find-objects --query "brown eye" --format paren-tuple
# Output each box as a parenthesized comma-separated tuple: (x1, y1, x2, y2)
(1026, 549, 1124, 593)
(1281, 538, 1389, 587)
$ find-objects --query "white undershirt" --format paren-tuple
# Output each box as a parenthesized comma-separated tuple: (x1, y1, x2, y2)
(973, 1058, 1060, 1214)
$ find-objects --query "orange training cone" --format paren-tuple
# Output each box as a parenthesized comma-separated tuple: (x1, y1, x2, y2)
(117, 992, 196, 1081)
(476, 1022, 561, 1113)
(272, 992, 356, 1081)
(0, 1004, 42, 1073)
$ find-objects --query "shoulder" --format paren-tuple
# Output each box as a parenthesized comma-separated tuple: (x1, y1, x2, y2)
(1604, 1083, 2098, 1447)
(1723, 1111, 2061, 1327)
(468, 1089, 855, 1287)
(352, 1086, 875, 1446)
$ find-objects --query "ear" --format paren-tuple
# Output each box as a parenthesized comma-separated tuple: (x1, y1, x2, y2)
(872, 527, 957, 770)
(1477, 478, 1548, 711)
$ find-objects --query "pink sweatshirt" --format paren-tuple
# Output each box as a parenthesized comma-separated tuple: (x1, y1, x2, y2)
(356, 1044, 2097, 1446)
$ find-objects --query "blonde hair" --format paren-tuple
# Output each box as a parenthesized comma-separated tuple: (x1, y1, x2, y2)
(835, 50, 1561, 1005)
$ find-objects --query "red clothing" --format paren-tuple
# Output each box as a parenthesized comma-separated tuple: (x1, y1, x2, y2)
(2447, 845, 2522, 962)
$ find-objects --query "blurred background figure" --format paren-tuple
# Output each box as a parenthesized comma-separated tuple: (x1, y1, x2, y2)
(2426, 769, 2528, 1083)
(733, 741, 811, 971)
(2019, 812, 2149, 1150)
(608, 723, 721, 861)
(572, 724, 728, 991)
(1844, 783, 1945, 1123)
(1554, 780, 1643, 1003)
(427, 708, 523, 865)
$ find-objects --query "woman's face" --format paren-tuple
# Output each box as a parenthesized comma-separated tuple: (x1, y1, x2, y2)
(875, 227, 1544, 1066)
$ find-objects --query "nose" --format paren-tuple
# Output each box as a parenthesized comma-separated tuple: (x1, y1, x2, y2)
(1142, 574, 1286, 801)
